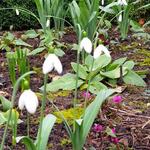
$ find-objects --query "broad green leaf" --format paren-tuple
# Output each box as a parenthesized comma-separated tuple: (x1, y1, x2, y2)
(71, 63, 88, 79)
(81, 89, 115, 146)
(28, 47, 45, 56)
(92, 55, 111, 71)
(16, 136, 36, 150)
(123, 70, 146, 87)
(0, 113, 7, 125)
(37, 114, 56, 150)
(14, 39, 32, 47)
(123, 60, 135, 70)
(85, 55, 93, 69)
(54, 48, 65, 57)
(89, 81, 108, 94)
(24, 30, 39, 38)
(41, 73, 84, 92)
(100, 67, 128, 79)
(112, 57, 127, 66)
(0, 96, 11, 111)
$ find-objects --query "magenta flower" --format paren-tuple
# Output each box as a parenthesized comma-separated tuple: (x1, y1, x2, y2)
(82, 91, 91, 99)
(112, 95, 122, 104)
(111, 137, 119, 144)
(112, 128, 116, 134)
(93, 124, 103, 133)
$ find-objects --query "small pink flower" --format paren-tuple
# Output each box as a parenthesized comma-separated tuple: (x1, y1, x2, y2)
(82, 91, 91, 99)
(112, 128, 116, 134)
(111, 137, 119, 144)
(112, 95, 122, 104)
(93, 124, 103, 133)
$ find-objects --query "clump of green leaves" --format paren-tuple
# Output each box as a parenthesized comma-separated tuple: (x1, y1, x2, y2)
(0, 32, 32, 52)
(43, 55, 146, 94)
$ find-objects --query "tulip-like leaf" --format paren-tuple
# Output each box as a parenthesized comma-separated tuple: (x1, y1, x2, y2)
(24, 30, 39, 39)
(42, 73, 84, 92)
(71, 62, 88, 79)
(36, 114, 56, 150)
(16, 136, 36, 150)
(13, 39, 32, 47)
(123, 70, 146, 87)
(0, 96, 11, 111)
(28, 47, 45, 56)
(123, 61, 135, 70)
(100, 67, 128, 79)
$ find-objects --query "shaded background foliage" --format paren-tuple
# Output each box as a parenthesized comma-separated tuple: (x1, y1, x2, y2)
(0, 0, 149, 30)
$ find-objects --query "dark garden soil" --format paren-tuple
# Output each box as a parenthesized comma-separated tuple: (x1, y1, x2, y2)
(0, 28, 150, 150)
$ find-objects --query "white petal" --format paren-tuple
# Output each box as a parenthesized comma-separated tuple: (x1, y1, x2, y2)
(80, 37, 92, 54)
(122, 0, 127, 5)
(94, 44, 110, 59)
(23, 89, 39, 114)
(18, 93, 25, 110)
(101, 45, 111, 57)
(16, 9, 19, 15)
(42, 54, 54, 74)
(93, 46, 103, 59)
(118, 0, 127, 5)
(118, 13, 122, 22)
(102, 0, 104, 5)
(53, 56, 63, 74)
(46, 19, 50, 27)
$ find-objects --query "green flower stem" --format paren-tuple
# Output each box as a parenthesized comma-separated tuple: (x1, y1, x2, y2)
(73, 50, 80, 132)
(37, 74, 48, 150)
(84, 57, 94, 110)
(0, 71, 35, 150)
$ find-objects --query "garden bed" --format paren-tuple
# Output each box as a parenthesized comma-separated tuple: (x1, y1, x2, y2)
(0, 28, 150, 150)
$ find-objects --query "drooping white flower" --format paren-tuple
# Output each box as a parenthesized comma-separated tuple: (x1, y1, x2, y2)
(16, 9, 19, 16)
(80, 37, 92, 54)
(117, 0, 127, 6)
(46, 19, 50, 27)
(18, 89, 38, 114)
(93, 44, 110, 59)
(102, 0, 104, 5)
(42, 54, 63, 74)
(118, 13, 122, 22)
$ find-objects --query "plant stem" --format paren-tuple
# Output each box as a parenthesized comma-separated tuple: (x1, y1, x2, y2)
(37, 74, 48, 150)
(0, 71, 35, 150)
(73, 50, 80, 132)
(84, 57, 94, 110)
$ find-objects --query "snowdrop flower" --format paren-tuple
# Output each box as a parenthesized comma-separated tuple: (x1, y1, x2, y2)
(102, 0, 104, 5)
(18, 89, 38, 114)
(80, 37, 92, 54)
(42, 54, 63, 74)
(117, 0, 127, 6)
(118, 13, 122, 22)
(46, 19, 50, 27)
(16, 9, 19, 16)
(93, 44, 110, 59)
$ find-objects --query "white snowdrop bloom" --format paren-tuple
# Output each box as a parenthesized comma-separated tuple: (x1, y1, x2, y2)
(18, 89, 38, 114)
(42, 54, 63, 74)
(80, 37, 92, 54)
(102, 0, 104, 5)
(117, 0, 127, 6)
(16, 9, 19, 16)
(46, 19, 50, 27)
(118, 13, 122, 22)
(93, 44, 110, 59)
